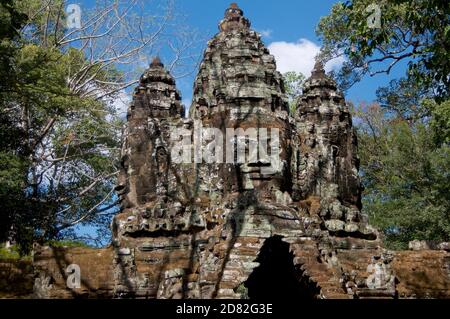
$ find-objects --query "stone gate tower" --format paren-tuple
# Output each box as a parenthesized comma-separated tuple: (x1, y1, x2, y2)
(31, 3, 450, 299)
(111, 2, 384, 299)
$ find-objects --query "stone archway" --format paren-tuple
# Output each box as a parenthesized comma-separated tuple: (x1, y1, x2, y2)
(244, 236, 320, 299)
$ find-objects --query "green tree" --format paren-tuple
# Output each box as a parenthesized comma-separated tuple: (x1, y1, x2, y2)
(1, 0, 199, 253)
(282, 71, 305, 114)
(0, 0, 30, 247)
(354, 101, 450, 249)
(317, 0, 449, 98)
(375, 77, 434, 123)
(2, 41, 122, 252)
(319, 0, 450, 249)
(0, 0, 123, 252)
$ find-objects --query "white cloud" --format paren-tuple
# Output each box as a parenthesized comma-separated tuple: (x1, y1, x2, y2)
(111, 91, 131, 119)
(182, 98, 192, 117)
(267, 38, 345, 76)
(258, 29, 273, 38)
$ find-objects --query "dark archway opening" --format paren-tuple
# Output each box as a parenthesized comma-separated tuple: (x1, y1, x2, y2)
(244, 236, 320, 299)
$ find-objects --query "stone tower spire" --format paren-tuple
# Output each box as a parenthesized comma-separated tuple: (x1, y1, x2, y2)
(135, 56, 184, 118)
(311, 58, 326, 78)
(150, 55, 163, 67)
(116, 56, 184, 210)
(219, 3, 251, 32)
(113, 57, 196, 298)
(190, 2, 288, 119)
(292, 58, 376, 238)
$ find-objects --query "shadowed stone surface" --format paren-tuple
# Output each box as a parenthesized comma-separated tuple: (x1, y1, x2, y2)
(27, 3, 450, 299)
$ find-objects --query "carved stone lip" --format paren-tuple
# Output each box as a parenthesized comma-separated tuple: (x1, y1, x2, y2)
(249, 175, 273, 181)
(246, 161, 272, 167)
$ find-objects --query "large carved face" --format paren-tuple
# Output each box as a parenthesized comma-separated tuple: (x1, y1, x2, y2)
(197, 102, 291, 202)
(229, 110, 291, 200)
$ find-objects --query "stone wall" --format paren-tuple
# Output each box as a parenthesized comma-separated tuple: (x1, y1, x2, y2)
(23, 244, 450, 299)
(0, 259, 34, 298)
(33, 246, 114, 298)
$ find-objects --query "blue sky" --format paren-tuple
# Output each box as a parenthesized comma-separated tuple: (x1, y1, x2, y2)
(75, 0, 409, 111)
(173, 0, 407, 107)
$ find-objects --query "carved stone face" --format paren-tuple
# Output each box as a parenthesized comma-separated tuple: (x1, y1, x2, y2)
(202, 105, 292, 201)
(232, 112, 290, 200)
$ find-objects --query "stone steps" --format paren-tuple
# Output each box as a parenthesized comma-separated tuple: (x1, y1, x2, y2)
(291, 243, 348, 299)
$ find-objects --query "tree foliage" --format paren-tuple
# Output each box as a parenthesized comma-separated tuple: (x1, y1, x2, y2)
(1, 28, 121, 252)
(282, 71, 305, 114)
(0, 0, 200, 253)
(355, 101, 450, 249)
(319, 0, 449, 248)
(317, 0, 449, 98)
